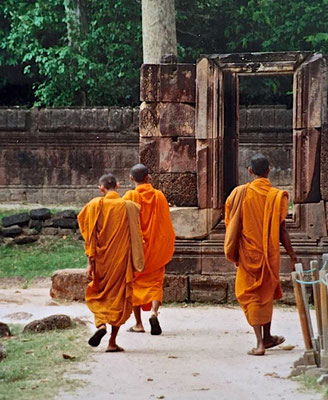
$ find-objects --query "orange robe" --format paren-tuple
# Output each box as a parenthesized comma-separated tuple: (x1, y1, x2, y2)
(78, 191, 140, 327)
(123, 183, 175, 310)
(224, 178, 288, 326)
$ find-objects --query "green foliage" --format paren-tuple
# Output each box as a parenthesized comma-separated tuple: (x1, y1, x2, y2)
(0, 0, 328, 106)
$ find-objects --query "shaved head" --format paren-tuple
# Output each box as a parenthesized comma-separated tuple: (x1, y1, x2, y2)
(250, 154, 269, 177)
(130, 164, 149, 183)
(99, 173, 117, 190)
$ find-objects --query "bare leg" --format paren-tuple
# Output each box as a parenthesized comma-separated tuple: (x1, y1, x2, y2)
(131, 306, 145, 331)
(151, 300, 160, 317)
(107, 325, 120, 350)
(248, 325, 265, 355)
(263, 321, 285, 348)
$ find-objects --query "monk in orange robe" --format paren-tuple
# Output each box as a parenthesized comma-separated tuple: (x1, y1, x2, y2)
(123, 164, 175, 335)
(78, 173, 143, 352)
(224, 154, 297, 356)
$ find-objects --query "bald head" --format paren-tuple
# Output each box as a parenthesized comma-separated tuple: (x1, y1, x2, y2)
(130, 164, 149, 183)
(250, 154, 269, 177)
(99, 173, 117, 190)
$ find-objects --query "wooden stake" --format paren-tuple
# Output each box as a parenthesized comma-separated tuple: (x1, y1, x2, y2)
(311, 260, 323, 348)
(320, 270, 328, 368)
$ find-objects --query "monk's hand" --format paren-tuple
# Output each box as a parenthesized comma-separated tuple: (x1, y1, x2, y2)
(86, 258, 95, 280)
(290, 255, 298, 272)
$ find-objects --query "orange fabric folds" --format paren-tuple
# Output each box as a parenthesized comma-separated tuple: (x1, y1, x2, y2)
(225, 179, 288, 326)
(123, 184, 175, 310)
(78, 191, 141, 327)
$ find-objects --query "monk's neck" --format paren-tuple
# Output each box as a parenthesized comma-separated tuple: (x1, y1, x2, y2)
(134, 182, 150, 188)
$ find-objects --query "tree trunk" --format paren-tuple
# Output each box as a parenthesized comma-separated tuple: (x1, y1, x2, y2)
(142, 0, 177, 64)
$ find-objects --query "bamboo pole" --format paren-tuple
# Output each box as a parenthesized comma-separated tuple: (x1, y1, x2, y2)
(320, 270, 328, 368)
(311, 260, 323, 348)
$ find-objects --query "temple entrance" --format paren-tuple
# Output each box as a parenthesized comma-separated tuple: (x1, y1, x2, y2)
(195, 52, 327, 236)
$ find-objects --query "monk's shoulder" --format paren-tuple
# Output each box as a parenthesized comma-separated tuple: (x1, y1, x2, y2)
(227, 184, 248, 202)
(122, 189, 135, 200)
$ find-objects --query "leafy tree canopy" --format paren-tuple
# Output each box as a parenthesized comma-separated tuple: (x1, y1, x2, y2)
(0, 0, 328, 106)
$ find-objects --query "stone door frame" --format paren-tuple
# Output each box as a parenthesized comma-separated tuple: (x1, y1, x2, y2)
(195, 52, 328, 237)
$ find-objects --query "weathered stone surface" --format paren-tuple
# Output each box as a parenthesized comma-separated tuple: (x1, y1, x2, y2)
(159, 103, 195, 137)
(42, 227, 58, 236)
(163, 275, 188, 302)
(139, 137, 159, 172)
(0, 322, 11, 338)
(23, 314, 71, 333)
(151, 173, 197, 207)
(58, 228, 76, 236)
(29, 219, 43, 230)
(50, 268, 88, 301)
(159, 64, 196, 103)
(52, 218, 78, 229)
(0, 343, 7, 361)
(279, 275, 295, 305)
(122, 107, 133, 131)
(0, 109, 29, 131)
(166, 253, 202, 274)
(1, 225, 23, 237)
(30, 208, 51, 220)
(43, 219, 54, 227)
(2, 237, 15, 247)
(140, 64, 160, 102)
(321, 126, 328, 200)
(14, 235, 39, 245)
(54, 210, 77, 219)
(305, 201, 328, 239)
(317, 375, 328, 385)
(189, 275, 228, 303)
(139, 102, 160, 137)
(108, 108, 122, 132)
(2, 213, 30, 227)
(159, 138, 196, 173)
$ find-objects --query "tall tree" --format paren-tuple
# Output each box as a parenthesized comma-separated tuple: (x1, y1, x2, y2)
(141, 0, 177, 63)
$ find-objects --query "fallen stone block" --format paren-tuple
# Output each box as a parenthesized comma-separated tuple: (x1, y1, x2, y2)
(50, 268, 88, 301)
(23, 314, 72, 333)
(1, 225, 23, 237)
(30, 208, 51, 220)
(58, 228, 76, 236)
(2, 213, 30, 227)
(42, 227, 58, 236)
(54, 210, 77, 219)
(0, 322, 11, 338)
(29, 219, 43, 230)
(305, 367, 328, 378)
(52, 218, 78, 229)
(14, 235, 39, 245)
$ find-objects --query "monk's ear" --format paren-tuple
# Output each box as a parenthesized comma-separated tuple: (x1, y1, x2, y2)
(248, 167, 253, 176)
(129, 175, 135, 183)
(145, 174, 150, 182)
(99, 185, 106, 194)
(116, 181, 120, 189)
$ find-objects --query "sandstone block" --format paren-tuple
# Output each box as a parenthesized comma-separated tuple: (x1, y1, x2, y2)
(23, 314, 71, 333)
(139, 102, 160, 137)
(279, 275, 295, 305)
(42, 227, 58, 236)
(58, 228, 75, 236)
(321, 126, 328, 200)
(2, 213, 30, 227)
(140, 64, 160, 102)
(50, 268, 88, 301)
(121, 107, 133, 131)
(1, 225, 22, 237)
(159, 138, 196, 173)
(189, 275, 228, 303)
(305, 201, 328, 239)
(151, 173, 197, 207)
(139, 138, 159, 172)
(0, 322, 11, 338)
(14, 235, 39, 245)
(52, 218, 78, 229)
(30, 208, 51, 220)
(166, 255, 201, 275)
(159, 103, 195, 137)
(108, 108, 122, 132)
(163, 275, 188, 302)
(29, 219, 43, 230)
(54, 210, 77, 219)
(159, 64, 196, 103)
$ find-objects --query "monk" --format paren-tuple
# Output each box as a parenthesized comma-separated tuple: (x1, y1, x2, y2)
(123, 164, 175, 335)
(224, 154, 297, 356)
(78, 173, 144, 352)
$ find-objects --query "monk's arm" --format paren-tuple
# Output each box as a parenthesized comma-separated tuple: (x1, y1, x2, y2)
(280, 221, 297, 271)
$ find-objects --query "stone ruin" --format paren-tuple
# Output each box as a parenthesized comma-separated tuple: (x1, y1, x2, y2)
(1, 51, 328, 304)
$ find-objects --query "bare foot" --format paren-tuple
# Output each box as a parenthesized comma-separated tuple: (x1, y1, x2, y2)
(247, 347, 265, 356)
(127, 325, 145, 333)
(264, 335, 285, 349)
(106, 345, 125, 353)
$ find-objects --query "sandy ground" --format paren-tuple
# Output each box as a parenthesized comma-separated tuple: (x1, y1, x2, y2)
(0, 287, 322, 400)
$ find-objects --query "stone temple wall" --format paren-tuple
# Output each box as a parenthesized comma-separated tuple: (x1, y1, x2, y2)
(0, 107, 139, 205)
(0, 104, 292, 207)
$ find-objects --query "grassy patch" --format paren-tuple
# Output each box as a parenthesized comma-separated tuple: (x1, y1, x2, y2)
(0, 237, 85, 280)
(293, 374, 328, 399)
(0, 323, 91, 400)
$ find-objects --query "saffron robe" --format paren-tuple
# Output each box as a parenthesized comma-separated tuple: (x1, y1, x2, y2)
(123, 183, 175, 310)
(224, 178, 288, 326)
(78, 191, 142, 327)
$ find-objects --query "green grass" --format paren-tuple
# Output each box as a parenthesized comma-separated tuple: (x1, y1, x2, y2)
(0, 237, 85, 280)
(0, 323, 90, 400)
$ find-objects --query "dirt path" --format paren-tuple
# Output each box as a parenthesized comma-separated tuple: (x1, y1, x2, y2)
(0, 287, 322, 400)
